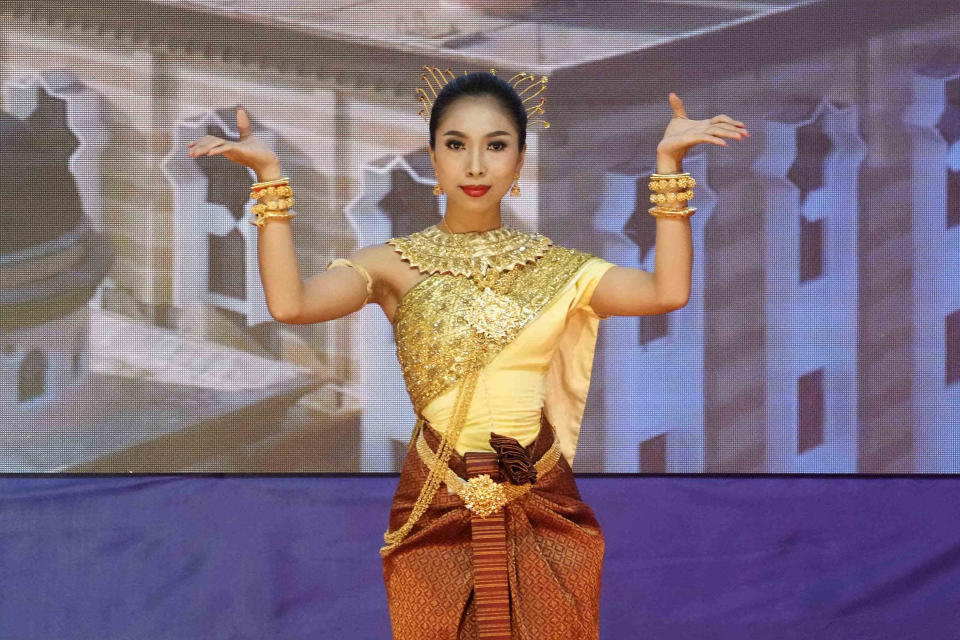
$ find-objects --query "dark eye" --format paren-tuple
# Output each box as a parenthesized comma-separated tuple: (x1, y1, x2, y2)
(445, 140, 508, 150)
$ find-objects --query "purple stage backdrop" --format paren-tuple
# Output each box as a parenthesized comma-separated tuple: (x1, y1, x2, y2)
(0, 474, 957, 639)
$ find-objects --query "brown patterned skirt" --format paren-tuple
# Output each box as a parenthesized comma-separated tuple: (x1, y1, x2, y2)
(381, 410, 605, 639)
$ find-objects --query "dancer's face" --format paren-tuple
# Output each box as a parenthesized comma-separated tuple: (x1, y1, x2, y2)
(429, 96, 525, 211)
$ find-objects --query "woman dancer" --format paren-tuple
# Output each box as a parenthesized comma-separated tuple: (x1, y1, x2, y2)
(188, 68, 747, 639)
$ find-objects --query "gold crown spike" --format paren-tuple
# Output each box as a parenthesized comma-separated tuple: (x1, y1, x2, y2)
(416, 66, 461, 125)
(415, 66, 550, 129)
(509, 72, 550, 129)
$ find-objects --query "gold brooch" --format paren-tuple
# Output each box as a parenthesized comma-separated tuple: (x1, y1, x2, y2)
(465, 287, 528, 340)
(460, 473, 508, 518)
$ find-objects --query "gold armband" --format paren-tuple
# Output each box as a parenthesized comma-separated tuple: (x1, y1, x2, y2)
(326, 258, 374, 305)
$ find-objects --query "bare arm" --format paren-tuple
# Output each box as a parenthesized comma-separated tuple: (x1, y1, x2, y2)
(589, 153, 692, 317)
(252, 163, 308, 321)
(255, 166, 389, 323)
(188, 106, 376, 325)
(589, 93, 748, 318)
(274, 242, 385, 325)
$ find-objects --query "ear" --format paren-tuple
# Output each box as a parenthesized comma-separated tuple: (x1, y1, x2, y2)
(515, 143, 526, 174)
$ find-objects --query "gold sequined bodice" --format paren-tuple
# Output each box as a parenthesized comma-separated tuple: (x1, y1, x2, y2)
(390, 240, 595, 415)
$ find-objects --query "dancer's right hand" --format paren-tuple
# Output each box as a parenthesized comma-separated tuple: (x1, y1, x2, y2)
(186, 105, 279, 173)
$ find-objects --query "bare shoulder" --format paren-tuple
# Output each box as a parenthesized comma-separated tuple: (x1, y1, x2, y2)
(350, 241, 416, 275)
(346, 243, 397, 272)
(344, 242, 422, 310)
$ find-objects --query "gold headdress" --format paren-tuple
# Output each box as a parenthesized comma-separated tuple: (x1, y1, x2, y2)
(415, 65, 550, 129)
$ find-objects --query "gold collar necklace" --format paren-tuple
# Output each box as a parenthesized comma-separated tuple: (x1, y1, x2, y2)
(386, 221, 553, 279)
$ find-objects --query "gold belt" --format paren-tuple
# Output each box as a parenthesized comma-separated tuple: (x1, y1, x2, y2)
(415, 423, 562, 518)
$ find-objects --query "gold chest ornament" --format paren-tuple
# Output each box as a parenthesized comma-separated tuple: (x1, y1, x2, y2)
(387, 223, 553, 339)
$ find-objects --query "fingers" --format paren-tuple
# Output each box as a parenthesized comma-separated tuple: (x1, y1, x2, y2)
(699, 134, 728, 147)
(187, 142, 206, 158)
(204, 141, 232, 156)
(187, 135, 213, 155)
(186, 104, 250, 156)
(711, 114, 748, 132)
(237, 105, 250, 140)
(708, 115, 750, 139)
(187, 135, 230, 158)
(669, 92, 687, 119)
(708, 123, 747, 140)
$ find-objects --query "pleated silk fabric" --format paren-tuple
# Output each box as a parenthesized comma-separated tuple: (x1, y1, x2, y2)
(463, 451, 512, 639)
(381, 411, 605, 639)
(418, 255, 616, 461)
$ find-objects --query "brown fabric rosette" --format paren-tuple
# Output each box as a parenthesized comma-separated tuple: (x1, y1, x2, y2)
(488, 431, 538, 485)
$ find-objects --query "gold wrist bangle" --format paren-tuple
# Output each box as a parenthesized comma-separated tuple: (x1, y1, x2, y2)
(251, 197, 295, 215)
(650, 171, 690, 178)
(649, 205, 695, 218)
(250, 211, 295, 228)
(648, 175, 696, 192)
(252, 176, 290, 189)
(251, 184, 292, 199)
(251, 181, 291, 202)
(649, 190, 694, 204)
(249, 177, 296, 227)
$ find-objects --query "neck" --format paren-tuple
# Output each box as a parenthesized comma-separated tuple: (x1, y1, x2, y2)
(439, 208, 503, 233)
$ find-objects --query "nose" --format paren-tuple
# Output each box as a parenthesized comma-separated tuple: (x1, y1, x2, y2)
(466, 149, 486, 177)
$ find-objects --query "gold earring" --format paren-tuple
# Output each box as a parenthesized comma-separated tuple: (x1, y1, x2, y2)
(510, 172, 521, 197)
(433, 183, 445, 195)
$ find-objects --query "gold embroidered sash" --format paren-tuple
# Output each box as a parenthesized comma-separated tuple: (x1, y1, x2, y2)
(392, 246, 596, 415)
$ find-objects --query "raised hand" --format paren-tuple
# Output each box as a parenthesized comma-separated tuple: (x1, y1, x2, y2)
(186, 105, 279, 174)
(656, 93, 749, 165)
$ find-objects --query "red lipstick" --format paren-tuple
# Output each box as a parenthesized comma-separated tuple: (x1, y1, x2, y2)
(459, 185, 490, 197)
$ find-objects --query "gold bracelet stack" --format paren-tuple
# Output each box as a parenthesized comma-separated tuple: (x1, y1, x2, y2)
(249, 176, 296, 227)
(648, 172, 696, 219)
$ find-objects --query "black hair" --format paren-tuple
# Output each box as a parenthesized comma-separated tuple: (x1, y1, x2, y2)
(428, 71, 527, 152)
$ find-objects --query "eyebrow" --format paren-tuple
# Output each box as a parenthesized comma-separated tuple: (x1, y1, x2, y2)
(442, 130, 512, 138)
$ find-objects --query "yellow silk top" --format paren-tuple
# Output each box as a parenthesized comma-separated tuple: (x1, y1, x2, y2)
(417, 255, 615, 462)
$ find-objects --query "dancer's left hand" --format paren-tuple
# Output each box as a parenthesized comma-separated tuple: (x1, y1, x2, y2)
(656, 93, 749, 165)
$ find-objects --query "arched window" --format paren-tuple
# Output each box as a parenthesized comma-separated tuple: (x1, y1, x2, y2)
(937, 77, 960, 228)
(18, 349, 47, 402)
